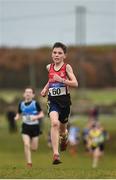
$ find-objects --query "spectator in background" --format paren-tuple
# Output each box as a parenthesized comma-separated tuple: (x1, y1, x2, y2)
(68, 125, 80, 156)
(6, 105, 17, 133)
(89, 105, 99, 122)
(82, 127, 90, 152)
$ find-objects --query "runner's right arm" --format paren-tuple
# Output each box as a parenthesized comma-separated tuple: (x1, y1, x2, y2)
(40, 64, 50, 97)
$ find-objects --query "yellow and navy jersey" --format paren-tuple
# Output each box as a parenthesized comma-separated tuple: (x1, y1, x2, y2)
(89, 129, 101, 138)
(88, 129, 105, 147)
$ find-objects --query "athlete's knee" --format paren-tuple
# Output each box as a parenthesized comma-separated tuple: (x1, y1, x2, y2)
(31, 146, 38, 151)
(24, 142, 30, 149)
(51, 121, 59, 129)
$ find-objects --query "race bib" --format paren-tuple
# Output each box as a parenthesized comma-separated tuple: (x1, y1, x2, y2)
(49, 87, 66, 96)
(22, 115, 33, 123)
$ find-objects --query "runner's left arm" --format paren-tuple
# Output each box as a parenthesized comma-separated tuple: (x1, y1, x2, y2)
(31, 101, 44, 121)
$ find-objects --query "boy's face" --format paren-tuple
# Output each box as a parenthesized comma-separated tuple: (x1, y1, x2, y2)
(52, 47, 66, 64)
(23, 88, 34, 101)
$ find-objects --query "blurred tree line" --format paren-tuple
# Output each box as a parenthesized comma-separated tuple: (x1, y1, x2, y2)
(0, 45, 116, 89)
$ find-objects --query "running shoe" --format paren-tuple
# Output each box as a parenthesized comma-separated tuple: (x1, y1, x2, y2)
(27, 163, 32, 168)
(52, 154, 62, 165)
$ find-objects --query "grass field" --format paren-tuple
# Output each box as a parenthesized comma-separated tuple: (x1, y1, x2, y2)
(0, 114, 116, 179)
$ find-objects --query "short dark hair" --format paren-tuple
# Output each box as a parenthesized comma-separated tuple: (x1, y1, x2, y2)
(52, 42, 67, 54)
(25, 87, 35, 94)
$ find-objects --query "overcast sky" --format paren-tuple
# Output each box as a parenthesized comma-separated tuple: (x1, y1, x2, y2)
(0, 0, 116, 47)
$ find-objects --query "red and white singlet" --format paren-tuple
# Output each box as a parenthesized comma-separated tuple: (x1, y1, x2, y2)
(48, 63, 69, 96)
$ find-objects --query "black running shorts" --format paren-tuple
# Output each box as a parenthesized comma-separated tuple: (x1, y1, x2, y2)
(21, 123, 40, 138)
